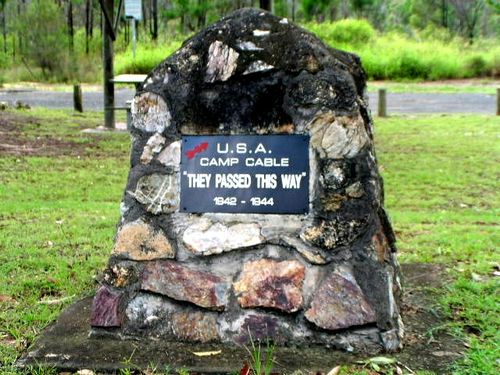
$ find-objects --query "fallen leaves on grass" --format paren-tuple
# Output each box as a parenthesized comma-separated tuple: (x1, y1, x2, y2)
(38, 294, 75, 305)
(326, 365, 341, 375)
(192, 349, 222, 357)
(0, 294, 17, 304)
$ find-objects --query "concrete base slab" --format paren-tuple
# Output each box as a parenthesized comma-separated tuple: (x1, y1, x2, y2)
(17, 263, 465, 373)
(81, 123, 128, 134)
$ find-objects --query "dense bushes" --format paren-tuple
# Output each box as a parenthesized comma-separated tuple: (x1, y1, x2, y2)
(115, 40, 183, 75)
(305, 19, 375, 45)
(302, 20, 500, 81)
(112, 19, 499, 81)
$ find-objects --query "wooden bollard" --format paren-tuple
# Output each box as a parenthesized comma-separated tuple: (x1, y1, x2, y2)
(496, 88, 499, 116)
(378, 88, 387, 117)
(73, 84, 83, 112)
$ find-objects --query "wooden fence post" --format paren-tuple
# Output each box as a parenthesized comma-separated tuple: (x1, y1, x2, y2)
(73, 84, 83, 112)
(378, 88, 387, 117)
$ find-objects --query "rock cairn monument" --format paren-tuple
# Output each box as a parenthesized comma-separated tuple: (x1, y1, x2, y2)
(91, 8, 404, 353)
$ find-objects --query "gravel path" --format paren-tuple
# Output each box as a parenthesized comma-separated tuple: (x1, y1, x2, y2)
(0, 88, 496, 114)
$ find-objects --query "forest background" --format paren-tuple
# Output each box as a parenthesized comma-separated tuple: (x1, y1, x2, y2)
(0, 0, 498, 84)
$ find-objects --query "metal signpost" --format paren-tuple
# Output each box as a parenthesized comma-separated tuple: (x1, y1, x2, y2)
(180, 135, 310, 214)
(125, 0, 142, 59)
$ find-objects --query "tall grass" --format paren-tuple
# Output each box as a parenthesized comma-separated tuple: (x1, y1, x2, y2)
(114, 39, 183, 75)
(304, 20, 500, 80)
(114, 19, 499, 81)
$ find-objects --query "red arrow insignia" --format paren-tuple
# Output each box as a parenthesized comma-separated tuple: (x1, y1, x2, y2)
(185, 141, 209, 160)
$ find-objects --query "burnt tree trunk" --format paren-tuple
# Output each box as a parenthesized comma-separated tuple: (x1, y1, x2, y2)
(142, 0, 148, 35)
(197, 0, 207, 28)
(2, 8, 6, 54)
(151, 0, 158, 40)
(102, 0, 114, 128)
(68, 0, 74, 52)
(260, 0, 271, 11)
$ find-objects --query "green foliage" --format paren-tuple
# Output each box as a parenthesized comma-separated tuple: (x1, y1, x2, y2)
(114, 39, 183, 75)
(246, 335, 275, 375)
(302, 22, 500, 80)
(16, 0, 70, 79)
(301, 0, 339, 21)
(114, 18, 500, 81)
(305, 19, 375, 45)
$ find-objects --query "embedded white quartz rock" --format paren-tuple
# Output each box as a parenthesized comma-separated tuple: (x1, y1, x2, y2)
(157, 140, 181, 168)
(182, 218, 263, 255)
(131, 92, 172, 133)
(129, 173, 179, 214)
(205, 41, 239, 82)
(243, 60, 275, 75)
(253, 29, 270, 36)
(140, 133, 166, 164)
(237, 41, 263, 51)
(308, 112, 370, 159)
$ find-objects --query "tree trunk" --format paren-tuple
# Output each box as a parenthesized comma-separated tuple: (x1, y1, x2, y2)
(151, 0, 158, 39)
(103, 0, 115, 128)
(85, 0, 90, 54)
(2, 8, 6, 54)
(260, 0, 271, 11)
(142, 0, 148, 35)
(68, 0, 74, 52)
(17, 0, 22, 55)
(197, 0, 207, 28)
(90, 0, 94, 38)
(441, 0, 448, 28)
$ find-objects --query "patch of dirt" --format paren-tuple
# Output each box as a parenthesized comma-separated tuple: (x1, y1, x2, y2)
(396, 263, 465, 373)
(0, 111, 96, 157)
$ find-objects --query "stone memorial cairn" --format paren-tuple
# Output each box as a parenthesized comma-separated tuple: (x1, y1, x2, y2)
(91, 8, 403, 353)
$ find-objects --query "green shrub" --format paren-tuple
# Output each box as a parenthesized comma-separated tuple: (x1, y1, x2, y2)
(304, 19, 375, 46)
(17, 0, 70, 79)
(115, 40, 183, 75)
(301, 22, 500, 81)
(465, 55, 489, 77)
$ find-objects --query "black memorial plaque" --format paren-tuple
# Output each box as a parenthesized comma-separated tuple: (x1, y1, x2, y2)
(180, 135, 309, 214)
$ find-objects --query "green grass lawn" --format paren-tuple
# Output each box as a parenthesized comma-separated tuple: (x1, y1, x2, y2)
(0, 109, 498, 374)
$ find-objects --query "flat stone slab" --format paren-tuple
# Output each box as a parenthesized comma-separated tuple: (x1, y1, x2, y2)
(17, 263, 465, 373)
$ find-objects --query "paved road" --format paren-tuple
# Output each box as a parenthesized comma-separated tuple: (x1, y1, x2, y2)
(0, 88, 496, 114)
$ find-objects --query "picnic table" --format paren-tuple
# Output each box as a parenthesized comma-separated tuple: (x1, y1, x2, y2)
(110, 74, 148, 90)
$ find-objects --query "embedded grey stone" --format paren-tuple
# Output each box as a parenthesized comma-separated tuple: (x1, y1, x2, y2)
(125, 294, 173, 331)
(233, 259, 305, 312)
(90, 286, 122, 328)
(305, 267, 376, 330)
(323, 161, 347, 190)
(281, 235, 327, 265)
(131, 92, 172, 133)
(243, 61, 274, 75)
(346, 181, 365, 198)
(141, 260, 229, 310)
(129, 173, 179, 214)
(140, 133, 166, 164)
(113, 219, 175, 261)
(157, 140, 181, 168)
(182, 218, 263, 255)
(381, 325, 404, 352)
(308, 112, 370, 159)
(205, 41, 239, 82)
(237, 41, 263, 51)
(301, 218, 368, 251)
